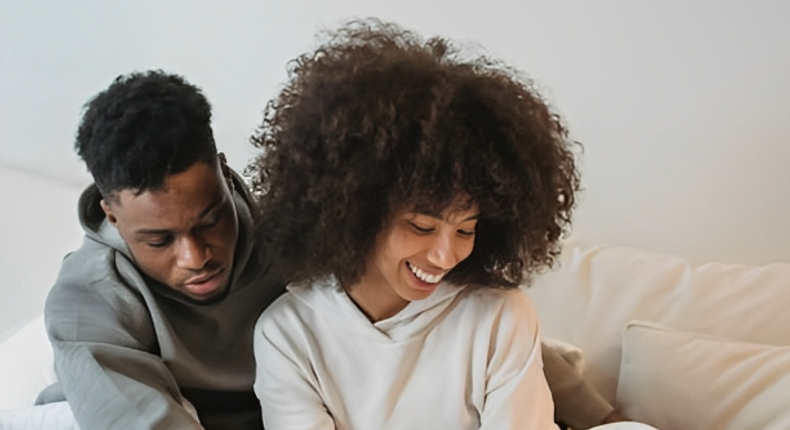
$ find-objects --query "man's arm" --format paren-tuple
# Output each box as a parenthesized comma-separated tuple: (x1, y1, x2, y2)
(45, 253, 203, 430)
(542, 340, 617, 430)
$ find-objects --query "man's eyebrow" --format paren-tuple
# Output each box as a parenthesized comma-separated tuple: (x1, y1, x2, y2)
(133, 197, 225, 236)
(197, 196, 225, 220)
(134, 227, 171, 236)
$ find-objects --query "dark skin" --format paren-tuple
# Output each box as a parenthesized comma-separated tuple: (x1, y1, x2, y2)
(99, 159, 238, 302)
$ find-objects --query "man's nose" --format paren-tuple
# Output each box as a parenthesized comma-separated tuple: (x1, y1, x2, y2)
(175, 236, 212, 270)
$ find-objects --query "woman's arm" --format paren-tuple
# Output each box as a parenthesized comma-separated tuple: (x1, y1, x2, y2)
(253, 311, 336, 430)
(479, 291, 559, 430)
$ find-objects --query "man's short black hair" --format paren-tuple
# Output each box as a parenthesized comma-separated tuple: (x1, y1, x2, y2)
(76, 70, 217, 199)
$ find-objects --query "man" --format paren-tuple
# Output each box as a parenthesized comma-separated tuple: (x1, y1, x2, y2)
(42, 70, 284, 430)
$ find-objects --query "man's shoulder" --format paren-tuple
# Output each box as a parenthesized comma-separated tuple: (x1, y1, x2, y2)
(52, 235, 128, 291)
(45, 239, 157, 347)
(46, 236, 149, 323)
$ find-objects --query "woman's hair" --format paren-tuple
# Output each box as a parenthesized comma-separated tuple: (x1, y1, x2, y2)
(248, 18, 581, 289)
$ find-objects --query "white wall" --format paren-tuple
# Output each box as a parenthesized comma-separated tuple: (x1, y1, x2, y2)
(2, 0, 789, 265)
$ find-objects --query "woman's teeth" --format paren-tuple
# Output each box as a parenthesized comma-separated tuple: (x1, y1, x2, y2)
(408, 263, 444, 284)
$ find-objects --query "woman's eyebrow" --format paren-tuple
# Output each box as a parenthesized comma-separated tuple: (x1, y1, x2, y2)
(411, 212, 480, 222)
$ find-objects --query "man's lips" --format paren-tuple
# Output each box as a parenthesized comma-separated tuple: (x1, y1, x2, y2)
(182, 268, 225, 296)
(184, 268, 223, 285)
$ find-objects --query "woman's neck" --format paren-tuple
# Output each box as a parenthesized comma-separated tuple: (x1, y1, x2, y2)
(345, 274, 409, 323)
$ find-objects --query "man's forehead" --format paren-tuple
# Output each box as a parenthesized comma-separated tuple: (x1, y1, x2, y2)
(108, 162, 228, 227)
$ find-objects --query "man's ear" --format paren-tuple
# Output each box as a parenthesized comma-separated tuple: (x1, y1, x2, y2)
(100, 199, 118, 225)
(218, 152, 235, 193)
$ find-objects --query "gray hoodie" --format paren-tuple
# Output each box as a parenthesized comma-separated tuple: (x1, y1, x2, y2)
(43, 172, 285, 430)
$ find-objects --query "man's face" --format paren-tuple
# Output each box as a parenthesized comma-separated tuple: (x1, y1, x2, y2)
(100, 161, 238, 302)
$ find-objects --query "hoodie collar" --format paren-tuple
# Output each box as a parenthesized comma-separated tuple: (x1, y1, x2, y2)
(288, 275, 465, 343)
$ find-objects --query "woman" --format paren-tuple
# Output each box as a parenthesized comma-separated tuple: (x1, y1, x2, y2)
(249, 19, 582, 430)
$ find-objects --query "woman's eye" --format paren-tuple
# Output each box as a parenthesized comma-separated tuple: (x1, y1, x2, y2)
(409, 222, 433, 233)
(458, 229, 476, 237)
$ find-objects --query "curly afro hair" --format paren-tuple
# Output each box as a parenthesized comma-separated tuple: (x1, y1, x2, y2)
(76, 70, 217, 200)
(248, 18, 581, 289)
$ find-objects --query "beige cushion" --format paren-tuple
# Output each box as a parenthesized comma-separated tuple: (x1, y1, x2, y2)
(616, 321, 790, 430)
(525, 241, 790, 402)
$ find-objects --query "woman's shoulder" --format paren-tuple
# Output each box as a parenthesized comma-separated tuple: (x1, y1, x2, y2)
(454, 287, 541, 362)
(464, 287, 536, 312)
(458, 287, 539, 329)
(255, 276, 340, 332)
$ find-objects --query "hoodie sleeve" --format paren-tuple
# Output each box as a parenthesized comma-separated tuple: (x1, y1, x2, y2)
(543, 341, 614, 430)
(44, 248, 203, 430)
(479, 291, 559, 430)
(252, 302, 337, 430)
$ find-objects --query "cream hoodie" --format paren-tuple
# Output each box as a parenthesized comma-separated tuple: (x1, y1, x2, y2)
(254, 276, 559, 430)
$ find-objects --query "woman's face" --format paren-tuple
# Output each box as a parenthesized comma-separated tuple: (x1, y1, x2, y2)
(348, 202, 480, 321)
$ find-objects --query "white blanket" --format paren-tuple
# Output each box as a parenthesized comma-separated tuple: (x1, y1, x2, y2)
(0, 402, 78, 430)
(0, 402, 656, 430)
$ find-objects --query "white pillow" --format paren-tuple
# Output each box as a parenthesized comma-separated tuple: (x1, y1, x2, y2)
(616, 321, 790, 430)
(0, 315, 58, 410)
